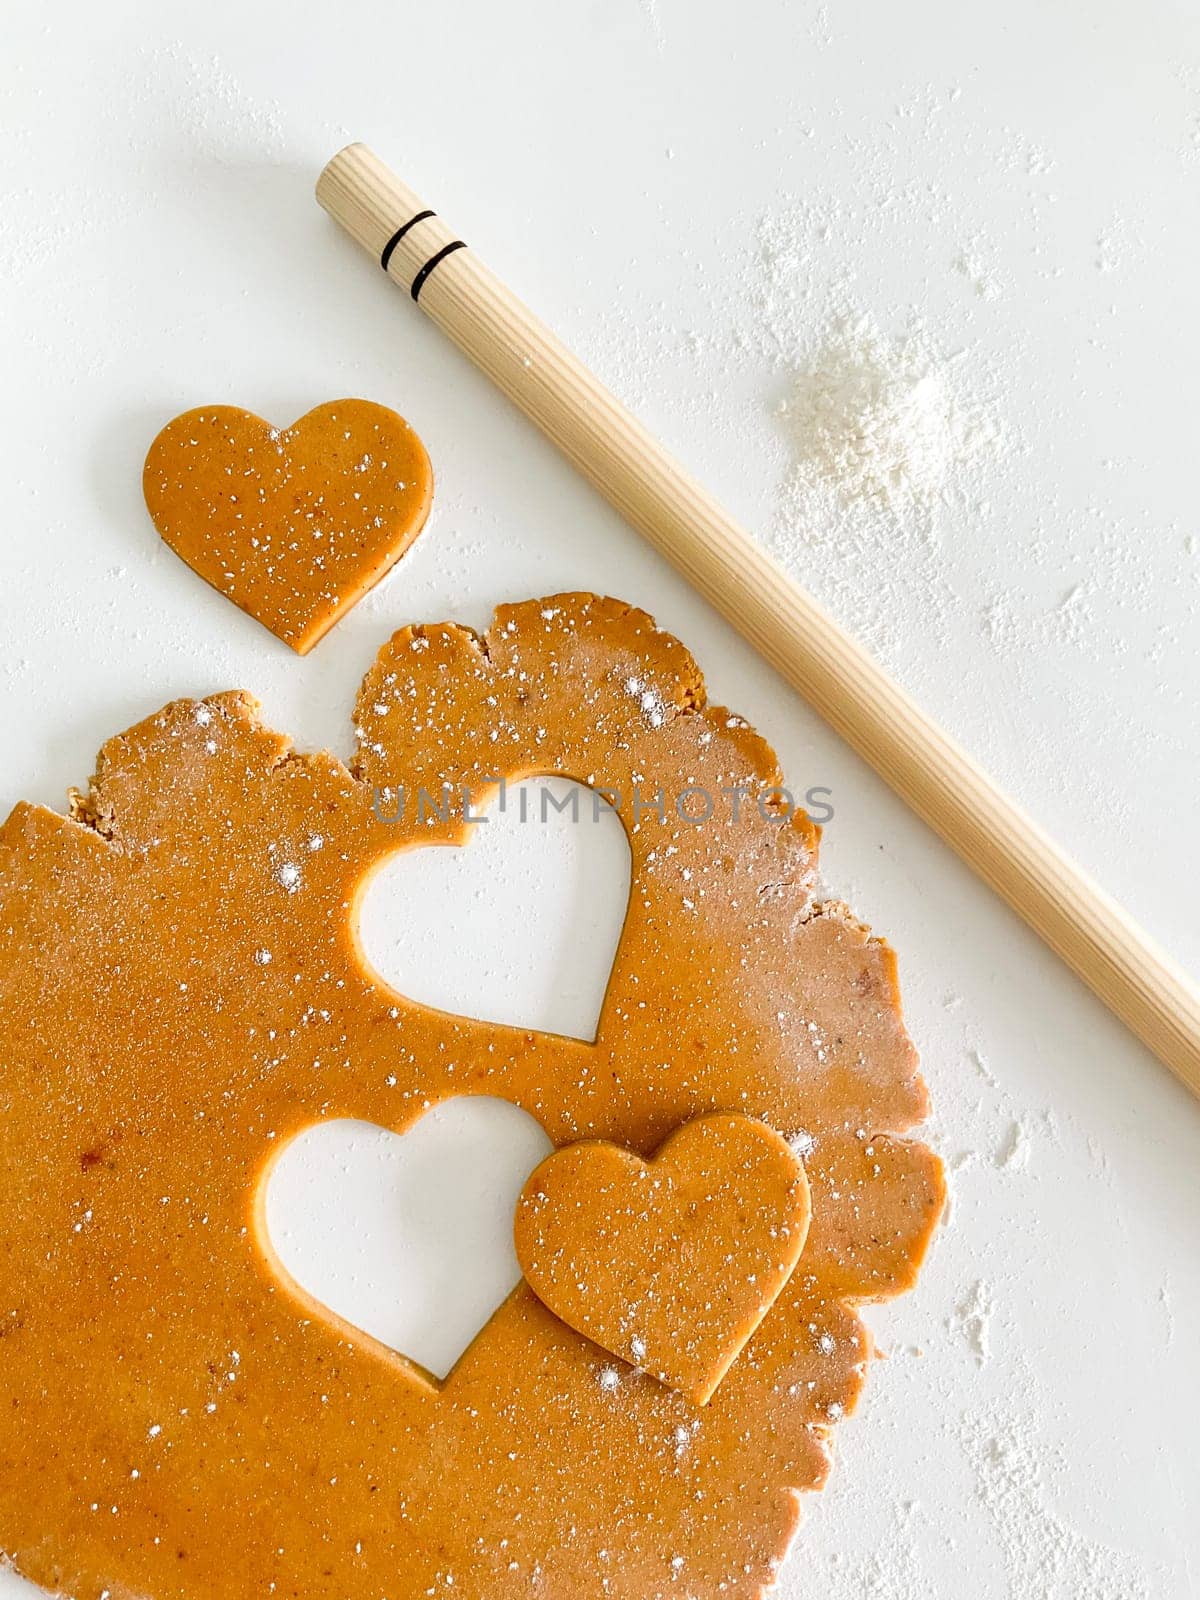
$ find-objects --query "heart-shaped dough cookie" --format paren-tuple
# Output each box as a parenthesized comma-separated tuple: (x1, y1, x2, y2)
(144, 400, 433, 652)
(514, 1113, 812, 1405)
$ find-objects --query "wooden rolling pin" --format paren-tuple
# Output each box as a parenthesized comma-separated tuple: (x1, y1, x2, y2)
(317, 142, 1200, 1101)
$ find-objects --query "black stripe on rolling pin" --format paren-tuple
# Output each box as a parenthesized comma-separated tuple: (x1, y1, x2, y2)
(380, 210, 436, 272)
(411, 241, 468, 301)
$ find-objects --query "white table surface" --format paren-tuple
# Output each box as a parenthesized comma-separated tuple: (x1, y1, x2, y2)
(2, 3, 1198, 1595)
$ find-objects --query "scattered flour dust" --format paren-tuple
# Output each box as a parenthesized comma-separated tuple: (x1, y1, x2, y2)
(810, 1405, 1161, 1600)
(951, 1278, 993, 1366)
(996, 1119, 1032, 1171)
(963, 1407, 1155, 1600)
(774, 310, 1000, 535)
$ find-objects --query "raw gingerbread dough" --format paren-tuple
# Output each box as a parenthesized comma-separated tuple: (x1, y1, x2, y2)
(143, 400, 433, 653)
(0, 594, 944, 1600)
(515, 1113, 812, 1406)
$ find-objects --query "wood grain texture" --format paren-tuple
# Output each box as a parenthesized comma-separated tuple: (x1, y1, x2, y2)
(317, 142, 1200, 1100)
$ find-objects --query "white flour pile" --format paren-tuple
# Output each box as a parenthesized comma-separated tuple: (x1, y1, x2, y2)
(774, 311, 996, 533)
(758, 294, 1009, 662)
(732, 195, 1015, 662)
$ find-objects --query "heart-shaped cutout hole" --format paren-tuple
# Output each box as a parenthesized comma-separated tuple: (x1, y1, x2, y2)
(357, 777, 631, 1041)
(263, 1097, 553, 1380)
